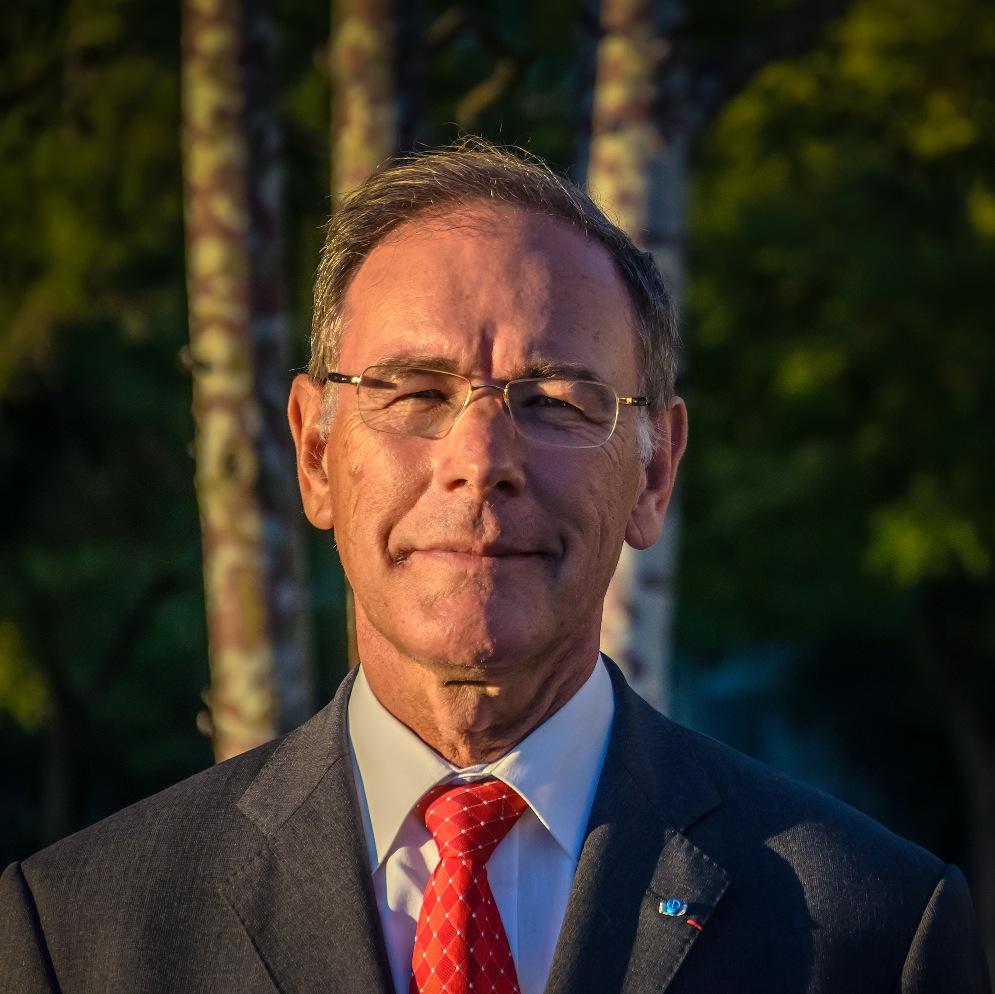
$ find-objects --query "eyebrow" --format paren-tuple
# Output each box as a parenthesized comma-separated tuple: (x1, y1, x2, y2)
(370, 353, 606, 383)
(520, 358, 605, 383)
(372, 353, 462, 373)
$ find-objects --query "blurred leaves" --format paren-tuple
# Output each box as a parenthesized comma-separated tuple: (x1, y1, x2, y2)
(0, 622, 49, 731)
(682, 0, 995, 752)
(867, 478, 990, 585)
(684, 0, 995, 614)
(0, 0, 222, 856)
(0, 0, 184, 394)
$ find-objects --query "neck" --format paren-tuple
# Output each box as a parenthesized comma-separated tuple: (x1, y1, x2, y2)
(355, 614, 599, 767)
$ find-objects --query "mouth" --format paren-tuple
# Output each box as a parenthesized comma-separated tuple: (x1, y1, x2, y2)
(393, 540, 556, 566)
(403, 548, 547, 566)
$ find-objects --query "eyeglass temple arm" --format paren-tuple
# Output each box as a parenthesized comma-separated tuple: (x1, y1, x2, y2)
(619, 396, 649, 407)
(326, 371, 362, 385)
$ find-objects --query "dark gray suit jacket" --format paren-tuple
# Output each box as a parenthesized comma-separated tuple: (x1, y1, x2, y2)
(1, 662, 990, 993)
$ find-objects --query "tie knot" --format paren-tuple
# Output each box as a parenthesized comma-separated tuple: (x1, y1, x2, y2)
(420, 779, 527, 863)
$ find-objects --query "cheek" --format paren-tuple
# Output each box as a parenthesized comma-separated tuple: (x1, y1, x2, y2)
(534, 441, 638, 508)
(331, 432, 432, 537)
(558, 450, 642, 552)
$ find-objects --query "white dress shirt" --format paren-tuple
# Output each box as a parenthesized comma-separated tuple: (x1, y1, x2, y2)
(348, 656, 615, 994)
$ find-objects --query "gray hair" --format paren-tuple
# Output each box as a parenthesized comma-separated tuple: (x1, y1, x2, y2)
(309, 137, 679, 460)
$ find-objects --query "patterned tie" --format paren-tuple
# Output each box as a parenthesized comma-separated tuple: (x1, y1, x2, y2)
(410, 778, 528, 994)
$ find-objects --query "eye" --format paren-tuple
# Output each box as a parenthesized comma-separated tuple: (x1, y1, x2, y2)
(518, 392, 590, 426)
(385, 371, 462, 407)
(393, 387, 449, 403)
(527, 394, 580, 411)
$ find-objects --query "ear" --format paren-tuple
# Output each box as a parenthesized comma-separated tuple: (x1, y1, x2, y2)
(625, 397, 688, 550)
(288, 373, 334, 531)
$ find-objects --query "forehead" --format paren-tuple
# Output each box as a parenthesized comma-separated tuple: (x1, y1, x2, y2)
(337, 203, 640, 382)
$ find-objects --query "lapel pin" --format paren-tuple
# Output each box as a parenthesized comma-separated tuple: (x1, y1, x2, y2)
(659, 898, 688, 918)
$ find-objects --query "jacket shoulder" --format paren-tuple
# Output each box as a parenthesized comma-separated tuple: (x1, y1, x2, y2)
(662, 706, 944, 882)
(605, 666, 942, 880)
(609, 672, 951, 949)
(4, 738, 289, 992)
(21, 734, 284, 886)
(657, 708, 989, 989)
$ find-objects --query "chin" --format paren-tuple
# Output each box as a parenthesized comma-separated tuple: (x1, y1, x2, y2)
(403, 589, 536, 659)
(418, 637, 526, 676)
(405, 623, 538, 678)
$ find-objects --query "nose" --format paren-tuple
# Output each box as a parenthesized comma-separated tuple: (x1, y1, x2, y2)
(434, 386, 526, 496)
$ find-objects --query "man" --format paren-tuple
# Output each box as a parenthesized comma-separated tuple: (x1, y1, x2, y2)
(1, 141, 990, 993)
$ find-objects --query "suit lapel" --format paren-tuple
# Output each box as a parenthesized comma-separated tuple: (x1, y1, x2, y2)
(545, 661, 730, 994)
(215, 660, 729, 994)
(218, 670, 394, 994)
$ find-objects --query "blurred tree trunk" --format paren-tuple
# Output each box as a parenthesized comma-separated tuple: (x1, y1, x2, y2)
(330, 0, 399, 201)
(329, 0, 401, 668)
(182, 0, 312, 760)
(588, 0, 687, 713)
(588, 0, 853, 712)
(244, 0, 315, 732)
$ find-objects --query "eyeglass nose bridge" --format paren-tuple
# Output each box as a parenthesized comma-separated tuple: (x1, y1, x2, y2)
(453, 380, 514, 426)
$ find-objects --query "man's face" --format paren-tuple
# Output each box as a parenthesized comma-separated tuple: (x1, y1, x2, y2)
(293, 204, 683, 691)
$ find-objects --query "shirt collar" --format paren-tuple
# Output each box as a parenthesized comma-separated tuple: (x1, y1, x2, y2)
(348, 656, 615, 871)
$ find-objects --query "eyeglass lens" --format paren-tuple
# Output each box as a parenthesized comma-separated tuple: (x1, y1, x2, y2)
(355, 365, 619, 448)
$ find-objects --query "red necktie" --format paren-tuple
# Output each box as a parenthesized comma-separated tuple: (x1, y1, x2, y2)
(410, 778, 528, 994)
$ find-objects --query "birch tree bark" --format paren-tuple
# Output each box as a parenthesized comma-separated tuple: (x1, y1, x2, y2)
(243, 0, 315, 732)
(181, 0, 277, 760)
(329, 0, 400, 667)
(588, 0, 852, 711)
(330, 0, 399, 201)
(588, 0, 688, 712)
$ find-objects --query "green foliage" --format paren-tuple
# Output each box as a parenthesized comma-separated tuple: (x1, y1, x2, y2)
(0, 0, 205, 861)
(412, 0, 581, 170)
(681, 0, 995, 732)
(0, 0, 184, 393)
(0, 318, 213, 858)
(0, 622, 49, 731)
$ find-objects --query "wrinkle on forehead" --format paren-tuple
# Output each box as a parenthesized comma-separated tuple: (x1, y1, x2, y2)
(367, 351, 609, 386)
(335, 201, 643, 408)
(339, 202, 633, 332)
